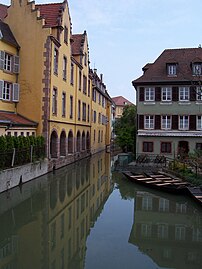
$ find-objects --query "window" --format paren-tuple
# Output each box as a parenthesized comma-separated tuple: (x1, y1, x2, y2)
(62, 92, 66, 117)
(4, 53, 12, 72)
(82, 102, 86, 121)
(84, 52, 87, 66)
(161, 115, 171, 129)
(143, 142, 153, 152)
(197, 116, 202, 130)
(92, 88, 96, 102)
(167, 64, 177, 76)
(78, 100, 81, 120)
(79, 70, 82, 90)
(88, 79, 90, 97)
(94, 111, 96, 123)
(179, 115, 189, 130)
(87, 104, 90, 122)
(53, 48, 58, 75)
(64, 26, 68, 44)
(145, 87, 155, 101)
(196, 86, 202, 101)
(3, 81, 12, 101)
(161, 142, 171, 153)
(144, 115, 154, 129)
(63, 56, 67, 80)
(193, 63, 202, 75)
(179, 87, 189, 101)
(83, 75, 87, 94)
(196, 143, 202, 150)
(70, 95, 73, 119)
(162, 87, 172, 101)
(99, 93, 101, 105)
(70, 62, 74, 85)
(52, 88, 57, 115)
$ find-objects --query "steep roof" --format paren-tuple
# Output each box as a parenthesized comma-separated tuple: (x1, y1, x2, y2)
(0, 4, 8, 21)
(0, 112, 38, 127)
(0, 21, 19, 48)
(71, 32, 85, 56)
(35, 2, 64, 27)
(112, 96, 134, 106)
(133, 48, 202, 86)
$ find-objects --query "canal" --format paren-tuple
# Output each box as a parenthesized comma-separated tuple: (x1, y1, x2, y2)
(0, 151, 202, 269)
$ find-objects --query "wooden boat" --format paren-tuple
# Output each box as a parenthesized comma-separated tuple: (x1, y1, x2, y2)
(122, 171, 190, 194)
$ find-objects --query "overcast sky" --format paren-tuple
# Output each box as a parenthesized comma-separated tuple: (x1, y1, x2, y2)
(2, 0, 202, 103)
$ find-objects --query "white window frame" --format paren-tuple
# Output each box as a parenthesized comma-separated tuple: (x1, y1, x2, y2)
(4, 53, 12, 72)
(145, 87, 155, 101)
(179, 115, 189, 130)
(161, 115, 171, 129)
(167, 64, 177, 76)
(53, 48, 58, 75)
(3, 81, 12, 101)
(179, 87, 189, 101)
(196, 86, 202, 101)
(62, 92, 66, 117)
(63, 56, 67, 80)
(193, 63, 202, 76)
(197, 116, 202, 130)
(161, 87, 172, 101)
(144, 115, 154, 129)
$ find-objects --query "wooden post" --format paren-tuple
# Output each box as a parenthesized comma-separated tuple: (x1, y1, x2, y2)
(11, 148, 15, 167)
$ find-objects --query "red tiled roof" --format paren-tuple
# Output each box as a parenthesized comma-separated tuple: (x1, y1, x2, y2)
(35, 2, 64, 27)
(71, 33, 85, 55)
(0, 112, 37, 127)
(0, 4, 8, 21)
(133, 47, 202, 85)
(112, 96, 134, 106)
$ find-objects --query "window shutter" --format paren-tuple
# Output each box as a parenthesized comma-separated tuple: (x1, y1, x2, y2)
(12, 83, 20, 102)
(189, 115, 196, 130)
(139, 115, 144, 129)
(0, 80, 4, 99)
(139, 87, 144, 101)
(155, 115, 161, 129)
(190, 86, 196, 101)
(155, 87, 161, 101)
(13, 55, 20, 74)
(172, 115, 178, 129)
(0, 51, 5, 70)
(172, 86, 179, 101)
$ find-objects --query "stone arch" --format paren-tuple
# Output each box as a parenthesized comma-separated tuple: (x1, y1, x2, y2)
(86, 131, 90, 150)
(60, 130, 66, 156)
(68, 130, 74, 153)
(82, 131, 85, 150)
(76, 131, 81, 152)
(50, 130, 58, 158)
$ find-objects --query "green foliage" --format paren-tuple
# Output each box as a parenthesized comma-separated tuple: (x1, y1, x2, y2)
(0, 135, 46, 169)
(114, 105, 136, 152)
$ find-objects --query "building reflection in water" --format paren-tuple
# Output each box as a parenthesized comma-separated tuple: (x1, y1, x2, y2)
(129, 186, 202, 269)
(0, 151, 112, 269)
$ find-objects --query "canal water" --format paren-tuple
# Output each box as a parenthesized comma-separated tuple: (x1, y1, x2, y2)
(0, 151, 202, 269)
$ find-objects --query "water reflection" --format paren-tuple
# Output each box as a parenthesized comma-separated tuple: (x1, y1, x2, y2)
(116, 174, 202, 269)
(0, 152, 112, 269)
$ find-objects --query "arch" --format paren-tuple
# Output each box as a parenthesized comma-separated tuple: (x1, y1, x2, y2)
(50, 180, 57, 210)
(60, 130, 66, 156)
(68, 130, 74, 153)
(76, 131, 81, 152)
(82, 131, 85, 150)
(50, 130, 58, 158)
(86, 131, 90, 150)
(59, 175, 66, 203)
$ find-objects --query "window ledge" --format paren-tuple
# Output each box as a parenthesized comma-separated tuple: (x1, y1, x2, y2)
(143, 102, 155, 105)
(160, 102, 172, 105)
(178, 102, 191, 105)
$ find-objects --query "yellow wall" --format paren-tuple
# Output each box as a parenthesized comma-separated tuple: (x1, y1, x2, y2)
(5, 0, 50, 134)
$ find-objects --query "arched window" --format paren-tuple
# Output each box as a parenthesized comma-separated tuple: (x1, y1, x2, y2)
(68, 130, 74, 153)
(82, 131, 85, 150)
(76, 131, 81, 152)
(60, 131, 66, 156)
(50, 130, 58, 158)
(86, 131, 90, 150)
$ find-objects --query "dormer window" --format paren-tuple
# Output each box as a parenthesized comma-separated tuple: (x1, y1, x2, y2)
(192, 63, 202, 76)
(167, 64, 177, 76)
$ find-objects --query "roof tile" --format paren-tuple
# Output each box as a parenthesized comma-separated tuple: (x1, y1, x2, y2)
(0, 112, 37, 127)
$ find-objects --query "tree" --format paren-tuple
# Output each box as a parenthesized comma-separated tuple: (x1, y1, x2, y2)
(114, 104, 136, 152)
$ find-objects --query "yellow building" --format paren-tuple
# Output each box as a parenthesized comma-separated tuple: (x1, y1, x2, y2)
(0, 20, 37, 136)
(1, 0, 112, 170)
(112, 95, 134, 119)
